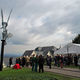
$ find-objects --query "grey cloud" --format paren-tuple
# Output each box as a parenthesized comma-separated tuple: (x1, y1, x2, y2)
(0, 0, 80, 53)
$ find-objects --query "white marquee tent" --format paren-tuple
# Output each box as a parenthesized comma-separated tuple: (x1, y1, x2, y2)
(54, 43, 80, 55)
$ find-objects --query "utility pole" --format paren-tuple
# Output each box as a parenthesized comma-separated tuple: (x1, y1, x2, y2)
(0, 40, 5, 71)
(0, 9, 12, 71)
(0, 20, 8, 71)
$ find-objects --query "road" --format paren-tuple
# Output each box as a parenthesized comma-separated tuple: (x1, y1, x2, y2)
(44, 66, 80, 78)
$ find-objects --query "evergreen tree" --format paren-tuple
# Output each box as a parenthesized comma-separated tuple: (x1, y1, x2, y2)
(72, 34, 80, 44)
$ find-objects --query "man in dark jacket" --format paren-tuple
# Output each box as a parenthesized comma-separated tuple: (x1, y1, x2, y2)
(48, 56, 52, 69)
(38, 55, 44, 73)
(35, 55, 38, 72)
(9, 57, 13, 67)
(32, 54, 35, 71)
(22, 56, 26, 67)
(74, 55, 78, 66)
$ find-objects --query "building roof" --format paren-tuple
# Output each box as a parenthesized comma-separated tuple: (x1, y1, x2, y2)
(35, 46, 57, 51)
(35, 46, 57, 56)
(23, 50, 33, 56)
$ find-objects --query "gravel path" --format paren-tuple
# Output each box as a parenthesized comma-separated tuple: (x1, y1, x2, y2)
(44, 66, 80, 78)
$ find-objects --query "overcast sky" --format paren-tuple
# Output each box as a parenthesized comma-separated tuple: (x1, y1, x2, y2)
(0, 0, 80, 55)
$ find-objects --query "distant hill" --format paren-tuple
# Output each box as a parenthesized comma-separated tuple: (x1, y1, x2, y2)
(4, 53, 22, 58)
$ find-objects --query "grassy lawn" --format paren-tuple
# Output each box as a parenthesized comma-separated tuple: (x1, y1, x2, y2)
(0, 68, 80, 80)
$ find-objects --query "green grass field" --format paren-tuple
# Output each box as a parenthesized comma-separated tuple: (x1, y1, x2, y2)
(0, 68, 80, 80)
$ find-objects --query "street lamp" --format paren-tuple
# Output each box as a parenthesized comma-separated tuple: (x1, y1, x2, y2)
(0, 9, 12, 71)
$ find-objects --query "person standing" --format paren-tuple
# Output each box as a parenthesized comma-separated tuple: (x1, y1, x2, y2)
(60, 55, 63, 68)
(26, 56, 30, 67)
(38, 55, 44, 73)
(35, 55, 38, 72)
(78, 55, 80, 69)
(56, 54, 60, 67)
(48, 56, 52, 69)
(46, 55, 49, 66)
(32, 54, 35, 71)
(9, 57, 13, 67)
(22, 56, 26, 67)
(74, 55, 78, 66)
(16, 58, 19, 64)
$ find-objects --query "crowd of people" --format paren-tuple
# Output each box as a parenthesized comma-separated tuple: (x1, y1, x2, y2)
(9, 54, 80, 71)
(31, 54, 44, 72)
(54, 54, 80, 68)
(9, 54, 45, 72)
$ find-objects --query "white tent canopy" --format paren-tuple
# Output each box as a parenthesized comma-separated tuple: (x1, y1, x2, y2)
(54, 43, 80, 55)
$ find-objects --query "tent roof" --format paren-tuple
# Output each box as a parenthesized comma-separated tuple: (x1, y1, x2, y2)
(54, 43, 80, 55)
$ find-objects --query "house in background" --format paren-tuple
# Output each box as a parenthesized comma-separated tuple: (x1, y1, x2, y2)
(47, 51, 52, 57)
(35, 46, 57, 57)
(23, 46, 58, 57)
(30, 51, 37, 56)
